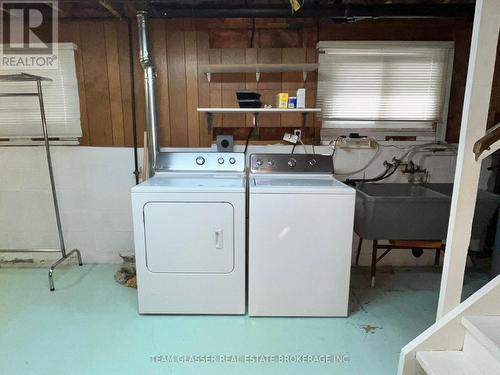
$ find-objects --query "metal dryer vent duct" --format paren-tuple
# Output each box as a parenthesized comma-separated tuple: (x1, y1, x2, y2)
(137, 11, 159, 177)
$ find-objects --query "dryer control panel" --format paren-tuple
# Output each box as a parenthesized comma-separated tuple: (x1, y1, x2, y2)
(156, 152, 245, 172)
(250, 153, 333, 174)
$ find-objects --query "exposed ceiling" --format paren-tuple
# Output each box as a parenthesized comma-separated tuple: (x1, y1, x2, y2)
(15, 0, 477, 20)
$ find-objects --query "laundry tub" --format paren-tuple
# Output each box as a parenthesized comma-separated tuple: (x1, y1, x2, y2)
(424, 183, 500, 240)
(354, 183, 450, 240)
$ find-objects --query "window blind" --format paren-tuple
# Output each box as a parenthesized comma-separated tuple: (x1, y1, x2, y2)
(317, 41, 454, 130)
(0, 43, 81, 139)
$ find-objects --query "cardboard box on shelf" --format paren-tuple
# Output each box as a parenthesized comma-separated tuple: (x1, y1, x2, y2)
(276, 93, 289, 109)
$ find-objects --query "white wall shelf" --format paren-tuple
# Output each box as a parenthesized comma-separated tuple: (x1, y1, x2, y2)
(197, 108, 321, 113)
(197, 108, 321, 131)
(202, 63, 319, 82)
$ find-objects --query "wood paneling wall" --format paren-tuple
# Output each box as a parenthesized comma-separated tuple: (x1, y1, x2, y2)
(130, 19, 319, 147)
(56, 17, 500, 147)
(59, 21, 134, 146)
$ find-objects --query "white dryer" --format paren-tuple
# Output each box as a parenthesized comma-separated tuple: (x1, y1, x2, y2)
(248, 153, 355, 317)
(131, 152, 246, 314)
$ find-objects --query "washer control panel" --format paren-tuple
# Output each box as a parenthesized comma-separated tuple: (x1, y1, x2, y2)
(250, 153, 333, 174)
(156, 152, 245, 172)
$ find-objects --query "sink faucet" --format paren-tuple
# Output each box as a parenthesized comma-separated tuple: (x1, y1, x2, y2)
(393, 160, 428, 184)
(401, 161, 427, 175)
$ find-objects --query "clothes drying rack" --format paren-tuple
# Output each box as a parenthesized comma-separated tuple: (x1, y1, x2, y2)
(0, 73, 83, 291)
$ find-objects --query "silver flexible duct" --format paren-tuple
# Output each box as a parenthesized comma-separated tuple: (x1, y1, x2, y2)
(137, 11, 159, 177)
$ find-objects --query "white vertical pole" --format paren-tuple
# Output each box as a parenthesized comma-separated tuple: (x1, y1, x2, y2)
(436, 0, 500, 319)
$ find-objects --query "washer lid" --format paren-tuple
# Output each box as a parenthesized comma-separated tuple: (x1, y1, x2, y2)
(251, 175, 355, 194)
(132, 174, 246, 193)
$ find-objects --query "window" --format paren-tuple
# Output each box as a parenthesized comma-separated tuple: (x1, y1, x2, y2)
(0, 43, 81, 143)
(317, 41, 454, 140)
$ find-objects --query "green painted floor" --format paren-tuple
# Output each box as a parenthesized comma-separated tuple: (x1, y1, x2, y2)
(0, 264, 488, 375)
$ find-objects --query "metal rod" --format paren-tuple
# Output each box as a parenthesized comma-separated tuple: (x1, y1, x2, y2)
(36, 79, 67, 257)
(0, 73, 83, 291)
(0, 93, 39, 97)
(128, 19, 140, 185)
(0, 73, 52, 82)
(0, 248, 62, 253)
(48, 249, 82, 291)
(36, 79, 83, 291)
(17, 73, 52, 82)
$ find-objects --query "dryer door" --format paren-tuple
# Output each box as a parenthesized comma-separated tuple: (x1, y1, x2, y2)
(143, 202, 234, 273)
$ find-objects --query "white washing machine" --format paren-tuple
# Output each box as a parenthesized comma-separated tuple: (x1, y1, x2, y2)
(131, 152, 246, 314)
(248, 153, 356, 317)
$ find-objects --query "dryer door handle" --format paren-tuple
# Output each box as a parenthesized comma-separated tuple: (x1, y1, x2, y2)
(215, 229, 223, 249)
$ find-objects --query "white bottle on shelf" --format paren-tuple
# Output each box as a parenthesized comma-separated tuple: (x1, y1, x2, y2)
(296, 88, 306, 109)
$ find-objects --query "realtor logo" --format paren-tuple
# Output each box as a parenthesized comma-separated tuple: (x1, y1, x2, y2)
(0, 0, 58, 69)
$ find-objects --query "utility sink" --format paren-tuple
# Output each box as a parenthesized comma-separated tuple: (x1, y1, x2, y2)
(424, 183, 500, 240)
(354, 183, 450, 240)
(355, 183, 500, 241)
(359, 183, 447, 199)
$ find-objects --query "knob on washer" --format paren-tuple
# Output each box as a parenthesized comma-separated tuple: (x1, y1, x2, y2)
(196, 156, 205, 165)
(288, 158, 297, 167)
(218, 157, 224, 164)
(229, 157, 236, 164)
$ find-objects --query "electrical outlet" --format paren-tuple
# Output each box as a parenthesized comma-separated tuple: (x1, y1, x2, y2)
(283, 132, 299, 144)
(294, 129, 302, 141)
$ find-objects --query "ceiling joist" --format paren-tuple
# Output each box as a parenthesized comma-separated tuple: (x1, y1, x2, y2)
(98, 0, 123, 19)
(36, 1, 478, 20)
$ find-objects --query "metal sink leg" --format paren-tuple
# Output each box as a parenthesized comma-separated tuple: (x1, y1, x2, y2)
(355, 237, 363, 265)
(371, 240, 377, 287)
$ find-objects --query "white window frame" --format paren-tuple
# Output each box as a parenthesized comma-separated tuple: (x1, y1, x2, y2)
(317, 41, 455, 142)
(0, 43, 81, 145)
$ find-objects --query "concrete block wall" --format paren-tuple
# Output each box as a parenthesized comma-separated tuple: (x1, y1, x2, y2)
(0, 147, 136, 263)
(0, 143, 459, 264)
